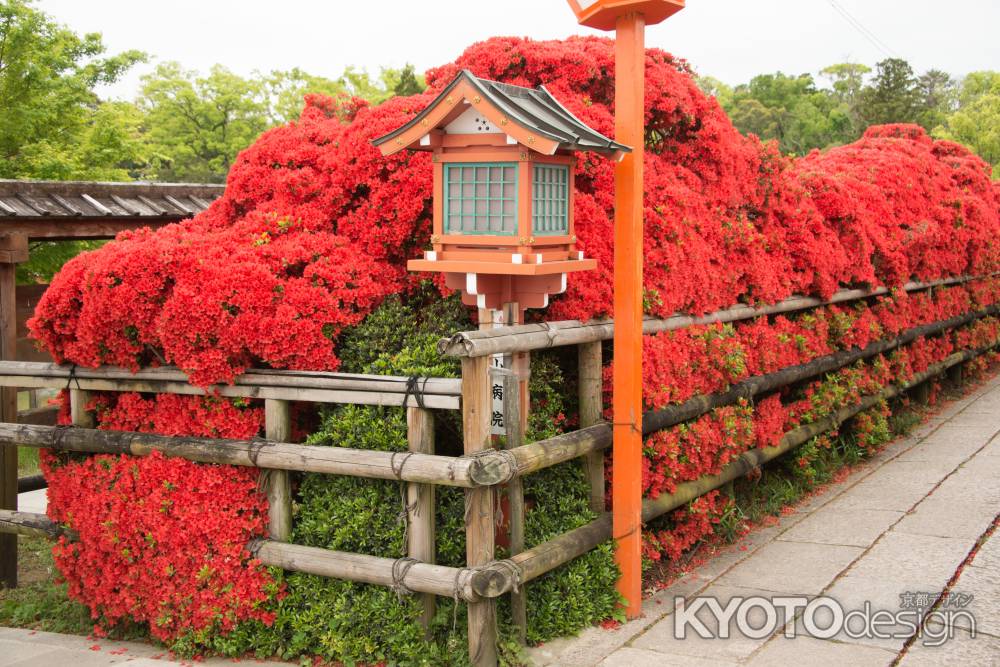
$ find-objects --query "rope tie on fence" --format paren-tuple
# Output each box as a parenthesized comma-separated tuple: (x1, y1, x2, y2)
(247, 538, 263, 558)
(490, 558, 522, 594)
(466, 448, 518, 485)
(403, 375, 427, 410)
(390, 451, 422, 552)
(390, 556, 419, 600)
(64, 364, 81, 392)
(247, 435, 267, 468)
(543, 322, 558, 348)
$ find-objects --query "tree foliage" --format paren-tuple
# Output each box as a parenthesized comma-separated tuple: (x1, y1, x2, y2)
(935, 71, 1000, 178)
(0, 0, 145, 179)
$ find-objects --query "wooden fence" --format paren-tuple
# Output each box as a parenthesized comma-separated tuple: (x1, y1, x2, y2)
(0, 274, 996, 666)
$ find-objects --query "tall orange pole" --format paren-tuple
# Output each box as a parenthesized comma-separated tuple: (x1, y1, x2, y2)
(612, 11, 645, 619)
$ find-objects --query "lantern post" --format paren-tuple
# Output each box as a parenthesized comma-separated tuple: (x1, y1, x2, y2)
(566, 0, 685, 619)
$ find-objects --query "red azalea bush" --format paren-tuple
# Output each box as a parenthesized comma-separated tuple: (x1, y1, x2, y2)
(25, 35, 1000, 641)
(43, 450, 277, 641)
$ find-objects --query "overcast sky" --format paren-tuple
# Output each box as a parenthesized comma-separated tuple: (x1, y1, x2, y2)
(37, 0, 1000, 99)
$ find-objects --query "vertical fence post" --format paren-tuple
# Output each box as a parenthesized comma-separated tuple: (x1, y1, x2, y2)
(0, 235, 23, 588)
(947, 363, 964, 387)
(578, 341, 605, 512)
(461, 355, 497, 667)
(264, 399, 292, 542)
(502, 371, 527, 643)
(69, 389, 93, 428)
(407, 406, 436, 632)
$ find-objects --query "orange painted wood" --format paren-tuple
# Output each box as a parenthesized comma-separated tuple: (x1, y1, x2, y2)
(379, 80, 560, 157)
(568, 0, 684, 30)
(407, 258, 596, 276)
(612, 11, 646, 620)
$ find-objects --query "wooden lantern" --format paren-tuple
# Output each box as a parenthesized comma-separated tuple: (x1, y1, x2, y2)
(373, 70, 630, 312)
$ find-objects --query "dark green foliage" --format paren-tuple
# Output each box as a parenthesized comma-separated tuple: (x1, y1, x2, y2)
(17, 241, 106, 285)
(857, 58, 924, 127)
(207, 296, 619, 665)
(337, 283, 471, 377)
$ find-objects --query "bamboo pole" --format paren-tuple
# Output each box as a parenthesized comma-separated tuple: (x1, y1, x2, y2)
(0, 423, 505, 488)
(439, 276, 984, 358)
(461, 355, 497, 667)
(264, 400, 292, 542)
(407, 407, 436, 632)
(577, 341, 605, 512)
(470, 343, 998, 597)
(502, 373, 527, 644)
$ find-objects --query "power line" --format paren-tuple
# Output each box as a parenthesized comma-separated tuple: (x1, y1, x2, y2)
(827, 0, 898, 59)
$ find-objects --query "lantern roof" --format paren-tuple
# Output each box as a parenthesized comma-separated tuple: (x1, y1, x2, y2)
(372, 69, 631, 158)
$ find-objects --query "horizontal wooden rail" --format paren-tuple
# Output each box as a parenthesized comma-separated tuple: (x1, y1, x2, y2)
(471, 342, 997, 597)
(485, 303, 998, 475)
(0, 511, 510, 603)
(440, 275, 982, 358)
(0, 362, 461, 410)
(0, 510, 73, 540)
(643, 303, 1000, 434)
(252, 540, 492, 602)
(0, 424, 509, 488)
(17, 474, 45, 493)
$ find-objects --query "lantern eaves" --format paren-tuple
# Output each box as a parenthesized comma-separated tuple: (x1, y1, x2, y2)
(372, 70, 631, 158)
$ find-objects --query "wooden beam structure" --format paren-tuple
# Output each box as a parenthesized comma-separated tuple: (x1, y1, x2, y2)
(438, 276, 984, 359)
(0, 234, 24, 588)
(0, 179, 223, 241)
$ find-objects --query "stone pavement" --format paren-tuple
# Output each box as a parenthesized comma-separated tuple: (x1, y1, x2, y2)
(0, 627, 289, 666)
(530, 373, 1000, 667)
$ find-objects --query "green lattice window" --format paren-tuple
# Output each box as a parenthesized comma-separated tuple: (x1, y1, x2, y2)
(532, 164, 570, 236)
(444, 163, 518, 235)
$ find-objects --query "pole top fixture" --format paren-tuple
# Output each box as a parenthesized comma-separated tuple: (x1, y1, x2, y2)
(566, 0, 684, 31)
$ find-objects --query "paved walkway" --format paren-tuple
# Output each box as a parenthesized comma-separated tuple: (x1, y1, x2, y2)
(0, 627, 289, 666)
(531, 373, 1000, 666)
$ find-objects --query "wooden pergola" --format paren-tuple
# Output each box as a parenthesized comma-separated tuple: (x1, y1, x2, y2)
(0, 178, 224, 588)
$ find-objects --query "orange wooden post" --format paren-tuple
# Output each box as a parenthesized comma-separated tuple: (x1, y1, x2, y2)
(567, 0, 685, 619)
(612, 11, 646, 620)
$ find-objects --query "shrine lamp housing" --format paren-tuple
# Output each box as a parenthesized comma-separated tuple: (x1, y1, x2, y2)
(567, 0, 685, 30)
(372, 70, 630, 311)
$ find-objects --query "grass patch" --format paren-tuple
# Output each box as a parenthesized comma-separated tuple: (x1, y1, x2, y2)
(0, 537, 92, 635)
(18, 447, 40, 477)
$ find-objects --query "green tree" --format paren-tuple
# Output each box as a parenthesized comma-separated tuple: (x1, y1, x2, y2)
(934, 71, 1000, 178)
(857, 58, 922, 127)
(696, 75, 734, 108)
(916, 69, 957, 130)
(726, 72, 848, 155)
(0, 0, 145, 179)
(339, 64, 426, 105)
(138, 63, 272, 183)
(820, 62, 871, 138)
(390, 63, 426, 97)
(264, 68, 348, 124)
